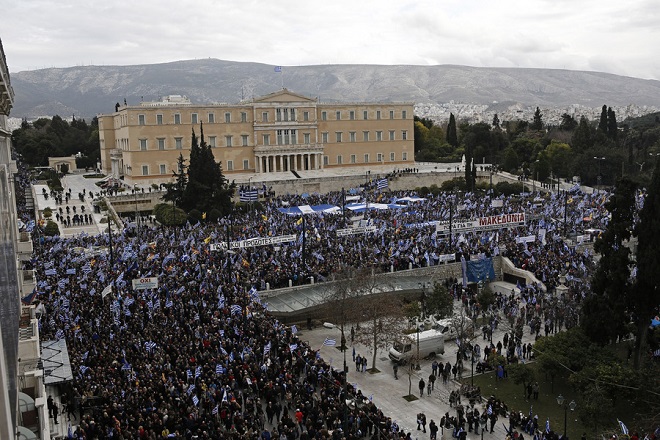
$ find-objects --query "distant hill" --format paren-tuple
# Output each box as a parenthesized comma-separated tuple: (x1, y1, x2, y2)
(9, 59, 660, 119)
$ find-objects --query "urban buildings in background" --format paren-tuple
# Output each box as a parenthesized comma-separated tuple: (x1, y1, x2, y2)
(0, 39, 50, 440)
(98, 89, 415, 185)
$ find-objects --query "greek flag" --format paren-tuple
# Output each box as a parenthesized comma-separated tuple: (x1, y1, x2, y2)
(323, 338, 336, 346)
(618, 419, 629, 435)
(55, 329, 65, 341)
(195, 366, 202, 378)
(66, 268, 76, 275)
(121, 361, 131, 371)
(45, 268, 57, 276)
(263, 342, 271, 354)
(145, 341, 157, 352)
(487, 405, 493, 415)
(376, 178, 388, 190)
(187, 384, 195, 395)
(79, 365, 89, 375)
(230, 304, 242, 315)
(247, 286, 258, 299)
(186, 369, 192, 379)
(57, 279, 67, 289)
(216, 364, 224, 374)
(545, 419, 550, 433)
(289, 343, 298, 352)
(165, 299, 173, 308)
(192, 395, 199, 406)
(82, 351, 89, 361)
(240, 190, 258, 202)
(291, 325, 298, 334)
(124, 297, 135, 307)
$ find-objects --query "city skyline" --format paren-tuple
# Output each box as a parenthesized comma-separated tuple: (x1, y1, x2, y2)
(3, 0, 659, 80)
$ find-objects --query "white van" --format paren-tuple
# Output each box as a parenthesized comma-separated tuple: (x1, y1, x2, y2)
(388, 329, 445, 363)
(434, 317, 474, 341)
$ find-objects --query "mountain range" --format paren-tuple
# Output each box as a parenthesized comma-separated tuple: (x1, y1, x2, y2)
(9, 59, 660, 119)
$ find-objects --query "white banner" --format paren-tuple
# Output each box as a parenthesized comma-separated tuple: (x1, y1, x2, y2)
(438, 253, 457, 263)
(336, 226, 377, 237)
(515, 235, 536, 244)
(436, 212, 526, 234)
(491, 199, 503, 208)
(210, 234, 297, 251)
(131, 276, 159, 290)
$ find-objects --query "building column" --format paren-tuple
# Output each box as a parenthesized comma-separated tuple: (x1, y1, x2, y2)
(265, 156, 269, 173)
(292, 155, 296, 171)
(278, 155, 283, 172)
(255, 155, 261, 173)
(319, 153, 324, 170)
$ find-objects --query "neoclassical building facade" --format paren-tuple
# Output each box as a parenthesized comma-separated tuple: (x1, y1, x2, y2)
(98, 89, 415, 185)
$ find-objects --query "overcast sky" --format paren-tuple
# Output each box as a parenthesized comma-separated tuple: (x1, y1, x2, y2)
(3, 0, 659, 80)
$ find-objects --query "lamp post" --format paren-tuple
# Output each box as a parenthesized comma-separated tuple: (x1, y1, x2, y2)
(556, 394, 577, 438)
(133, 184, 139, 234)
(594, 156, 605, 194)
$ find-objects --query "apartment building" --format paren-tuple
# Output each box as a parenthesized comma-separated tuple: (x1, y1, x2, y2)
(98, 89, 414, 185)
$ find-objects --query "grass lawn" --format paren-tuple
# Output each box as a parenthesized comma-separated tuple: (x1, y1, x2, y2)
(465, 366, 588, 439)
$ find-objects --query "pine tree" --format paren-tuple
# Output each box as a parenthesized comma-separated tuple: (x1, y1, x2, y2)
(446, 113, 458, 147)
(492, 113, 500, 129)
(530, 107, 543, 131)
(571, 116, 593, 152)
(598, 105, 608, 133)
(181, 128, 202, 211)
(607, 107, 618, 140)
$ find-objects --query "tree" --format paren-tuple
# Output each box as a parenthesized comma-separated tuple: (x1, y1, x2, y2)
(163, 154, 187, 207)
(508, 363, 536, 397)
(607, 107, 618, 140)
(425, 283, 453, 319)
(598, 105, 609, 134)
(631, 158, 660, 368)
(582, 178, 637, 345)
(492, 113, 500, 129)
(559, 113, 578, 131)
(352, 268, 405, 372)
(446, 113, 458, 147)
(530, 107, 544, 131)
(501, 146, 520, 173)
(44, 220, 60, 236)
(571, 116, 594, 152)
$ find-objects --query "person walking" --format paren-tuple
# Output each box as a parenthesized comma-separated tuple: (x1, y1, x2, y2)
(429, 373, 436, 391)
(429, 420, 439, 440)
(393, 363, 398, 380)
(418, 378, 426, 397)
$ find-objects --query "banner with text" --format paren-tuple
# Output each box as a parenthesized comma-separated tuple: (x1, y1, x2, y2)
(436, 212, 526, 234)
(336, 226, 378, 237)
(131, 277, 159, 290)
(210, 234, 297, 251)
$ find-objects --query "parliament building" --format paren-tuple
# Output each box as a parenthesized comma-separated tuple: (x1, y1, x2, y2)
(98, 89, 415, 185)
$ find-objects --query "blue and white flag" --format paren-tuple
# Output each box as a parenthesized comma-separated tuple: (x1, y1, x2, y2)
(195, 366, 202, 378)
(66, 268, 76, 275)
(55, 329, 65, 341)
(192, 395, 199, 406)
(289, 343, 298, 352)
(274, 66, 282, 73)
(323, 338, 336, 346)
(186, 369, 192, 379)
(263, 342, 271, 355)
(376, 178, 388, 190)
(145, 341, 157, 352)
(45, 268, 57, 276)
(545, 419, 550, 433)
(187, 384, 195, 395)
(230, 304, 242, 315)
(216, 364, 224, 375)
(291, 325, 298, 334)
(617, 419, 629, 435)
(79, 365, 90, 375)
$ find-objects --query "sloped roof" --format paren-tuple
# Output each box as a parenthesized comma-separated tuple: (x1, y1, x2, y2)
(254, 88, 316, 103)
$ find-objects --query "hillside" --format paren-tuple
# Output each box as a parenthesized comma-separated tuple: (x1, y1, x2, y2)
(10, 59, 660, 118)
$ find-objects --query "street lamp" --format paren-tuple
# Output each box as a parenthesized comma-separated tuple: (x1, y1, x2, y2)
(556, 394, 577, 438)
(594, 156, 605, 193)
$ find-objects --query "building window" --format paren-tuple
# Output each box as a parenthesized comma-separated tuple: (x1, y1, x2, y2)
(139, 139, 147, 151)
(322, 132, 328, 143)
(156, 114, 163, 125)
(242, 135, 249, 146)
(262, 112, 269, 122)
(241, 112, 247, 123)
(225, 112, 231, 123)
(390, 152, 395, 161)
(138, 114, 145, 125)
(175, 138, 182, 149)
(157, 138, 165, 150)
(389, 110, 394, 119)
(321, 111, 327, 121)
(225, 136, 233, 147)
(389, 130, 395, 141)
(276, 109, 282, 122)
(363, 110, 368, 120)
(323, 156, 329, 166)
(160, 164, 166, 175)
(377, 153, 383, 162)
(291, 130, 297, 144)
(363, 131, 369, 142)
(227, 160, 234, 171)
(336, 132, 342, 143)
(303, 111, 309, 121)
(191, 113, 198, 124)
(208, 113, 215, 123)
(402, 130, 408, 140)
(402, 110, 407, 119)
(376, 110, 381, 120)
(350, 154, 356, 164)
(349, 111, 355, 120)
(350, 132, 356, 142)
(262, 134, 270, 146)
(209, 136, 216, 147)
(304, 133, 310, 144)
(142, 165, 149, 175)
(364, 154, 369, 163)
(402, 152, 408, 161)
(337, 155, 343, 165)
(174, 114, 181, 124)
(243, 159, 249, 170)
(376, 131, 383, 141)
(336, 111, 341, 120)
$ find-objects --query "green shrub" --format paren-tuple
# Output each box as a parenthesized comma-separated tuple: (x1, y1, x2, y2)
(44, 220, 60, 236)
(43, 207, 53, 218)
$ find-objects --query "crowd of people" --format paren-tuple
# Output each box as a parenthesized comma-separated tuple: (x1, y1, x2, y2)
(15, 161, 630, 439)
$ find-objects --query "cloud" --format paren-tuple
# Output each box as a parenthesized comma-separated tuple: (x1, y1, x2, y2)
(2, 0, 659, 80)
